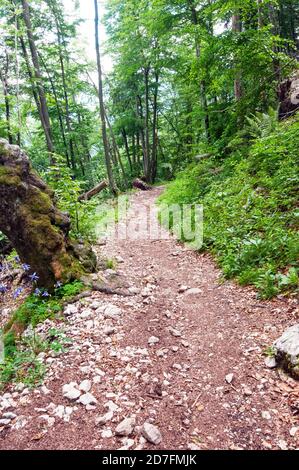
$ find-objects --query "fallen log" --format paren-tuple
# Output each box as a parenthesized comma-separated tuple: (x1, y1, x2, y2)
(78, 180, 108, 201)
(132, 178, 152, 191)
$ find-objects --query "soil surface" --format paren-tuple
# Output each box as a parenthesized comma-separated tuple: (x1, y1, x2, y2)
(0, 188, 298, 450)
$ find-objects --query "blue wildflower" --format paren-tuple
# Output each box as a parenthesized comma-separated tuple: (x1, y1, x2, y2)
(0, 284, 7, 294)
(22, 264, 31, 272)
(13, 287, 23, 299)
(54, 281, 62, 289)
(14, 256, 21, 264)
(29, 272, 39, 282)
(34, 288, 42, 296)
(42, 290, 50, 297)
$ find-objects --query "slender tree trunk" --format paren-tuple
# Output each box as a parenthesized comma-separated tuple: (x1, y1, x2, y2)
(0, 51, 13, 144)
(232, 13, 243, 101)
(144, 66, 151, 182)
(105, 111, 128, 185)
(39, 54, 71, 168)
(150, 72, 159, 183)
(53, 13, 76, 171)
(122, 128, 133, 173)
(20, 0, 55, 161)
(189, 1, 210, 141)
(94, 0, 117, 194)
(257, 0, 263, 29)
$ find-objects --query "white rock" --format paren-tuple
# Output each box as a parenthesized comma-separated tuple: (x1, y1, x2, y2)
(105, 401, 119, 412)
(261, 411, 271, 420)
(64, 304, 78, 316)
(101, 429, 113, 438)
(90, 301, 102, 310)
(0, 419, 11, 426)
(79, 380, 92, 393)
(142, 423, 162, 445)
(290, 426, 298, 437)
(265, 356, 277, 369)
(225, 373, 234, 384)
(95, 411, 114, 426)
(78, 393, 97, 406)
(104, 305, 122, 319)
(115, 417, 136, 437)
(168, 327, 182, 337)
(2, 412, 17, 420)
(185, 288, 202, 295)
(148, 336, 160, 346)
(273, 324, 299, 378)
(104, 327, 116, 336)
(53, 405, 65, 419)
(62, 383, 81, 401)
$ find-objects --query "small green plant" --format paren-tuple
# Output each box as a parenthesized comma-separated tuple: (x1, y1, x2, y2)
(0, 327, 72, 389)
(264, 346, 275, 358)
(105, 258, 116, 270)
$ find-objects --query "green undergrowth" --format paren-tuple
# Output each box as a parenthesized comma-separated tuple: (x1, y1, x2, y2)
(0, 281, 84, 389)
(159, 115, 299, 299)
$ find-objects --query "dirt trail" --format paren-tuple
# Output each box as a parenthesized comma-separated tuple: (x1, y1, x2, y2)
(0, 188, 298, 450)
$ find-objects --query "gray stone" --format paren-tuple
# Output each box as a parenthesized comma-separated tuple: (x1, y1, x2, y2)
(64, 305, 78, 317)
(79, 380, 92, 393)
(185, 288, 202, 295)
(273, 324, 299, 378)
(78, 393, 97, 406)
(225, 373, 234, 384)
(168, 327, 182, 338)
(0, 419, 11, 426)
(142, 422, 162, 445)
(62, 383, 81, 401)
(95, 411, 114, 426)
(115, 417, 136, 436)
(265, 356, 277, 369)
(103, 305, 122, 319)
(148, 336, 160, 346)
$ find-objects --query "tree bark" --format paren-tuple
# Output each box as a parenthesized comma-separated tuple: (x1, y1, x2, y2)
(0, 140, 96, 289)
(232, 13, 243, 101)
(20, 0, 55, 161)
(94, 0, 118, 194)
(188, 0, 211, 141)
(0, 50, 13, 145)
(78, 180, 108, 201)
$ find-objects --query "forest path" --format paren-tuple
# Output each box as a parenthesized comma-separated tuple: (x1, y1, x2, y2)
(0, 188, 298, 450)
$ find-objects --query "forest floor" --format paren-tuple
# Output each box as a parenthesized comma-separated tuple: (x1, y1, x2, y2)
(0, 187, 299, 450)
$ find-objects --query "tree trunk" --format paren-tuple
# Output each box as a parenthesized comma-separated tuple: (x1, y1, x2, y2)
(78, 180, 108, 201)
(143, 66, 151, 182)
(150, 72, 159, 183)
(257, 0, 263, 29)
(122, 128, 133, 173)
(0, 140, 96, 289)
(232, 13, 243, 101)
(20, 0, 55, 161)
(94, 0, 118, 194)
(0, 57, 13, 145)
(189, 1, 211, 141)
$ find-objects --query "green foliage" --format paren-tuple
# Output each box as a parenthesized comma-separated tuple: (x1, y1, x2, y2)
(11, 280, 84, 329)
(44, 157, 103, 241)
(0, 327, 71, 389)
(159, 114, 299, 299)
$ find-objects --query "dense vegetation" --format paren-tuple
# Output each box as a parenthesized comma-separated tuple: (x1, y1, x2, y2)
(0, 0, 299, 296)
(160, 114, 299, 298)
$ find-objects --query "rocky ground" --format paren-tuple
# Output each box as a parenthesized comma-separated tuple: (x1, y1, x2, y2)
(0, 188, 298, 450)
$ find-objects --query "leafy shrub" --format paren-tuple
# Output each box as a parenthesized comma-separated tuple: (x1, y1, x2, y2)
(159, 115, 299, 298)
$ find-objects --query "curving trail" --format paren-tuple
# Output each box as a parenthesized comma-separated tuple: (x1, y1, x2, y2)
(0, 188, 298, 450)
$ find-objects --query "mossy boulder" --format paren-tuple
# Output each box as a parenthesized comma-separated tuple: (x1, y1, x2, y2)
(273, 324, 299, 380)
(0, 139, 97, 289)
